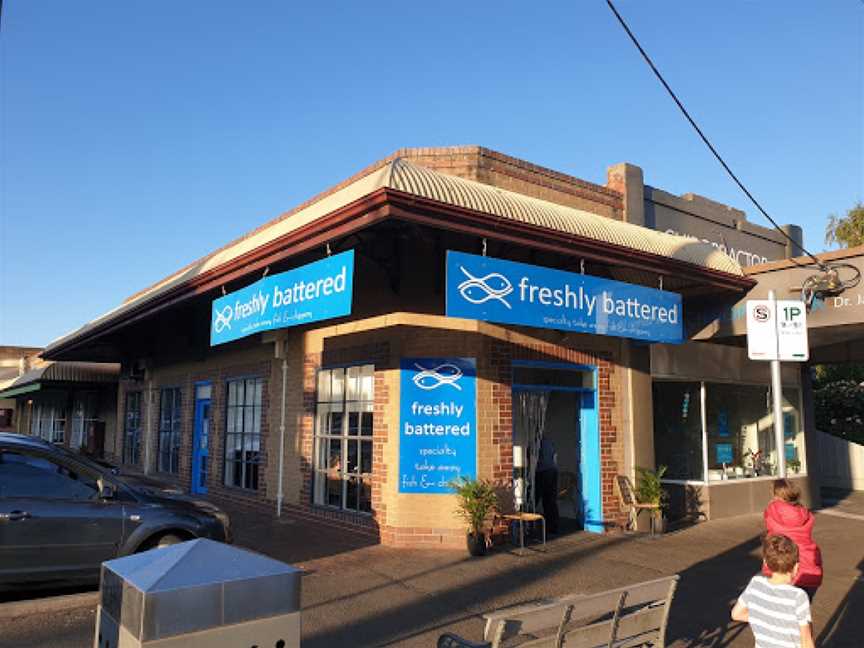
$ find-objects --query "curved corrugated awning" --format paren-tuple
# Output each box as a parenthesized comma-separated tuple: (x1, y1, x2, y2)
(386, 159, 742, 275)
(44, 158, 746, 358)
(0, 362, 119, 398)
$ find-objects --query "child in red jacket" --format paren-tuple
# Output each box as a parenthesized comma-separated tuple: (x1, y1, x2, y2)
(763, 479, 823, 600)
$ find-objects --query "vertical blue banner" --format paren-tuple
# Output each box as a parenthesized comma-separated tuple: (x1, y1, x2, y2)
(399, 358, 477, 494)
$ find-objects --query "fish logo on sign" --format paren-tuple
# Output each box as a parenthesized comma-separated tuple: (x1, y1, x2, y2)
(214, 305, 234, 333)
(412, 363, 463, 391)
(457, 266, 513, 309)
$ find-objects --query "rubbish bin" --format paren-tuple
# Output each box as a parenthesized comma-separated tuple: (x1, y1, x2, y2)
(93, 538, 301, 648)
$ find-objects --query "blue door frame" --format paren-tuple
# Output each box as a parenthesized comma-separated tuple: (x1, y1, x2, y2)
(512, 363, 603, 533)
(191, 389, 211, 495)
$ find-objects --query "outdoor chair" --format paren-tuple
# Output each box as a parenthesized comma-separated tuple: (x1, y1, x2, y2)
(437, 574, 679, 648)
(616, 475, 660, 536)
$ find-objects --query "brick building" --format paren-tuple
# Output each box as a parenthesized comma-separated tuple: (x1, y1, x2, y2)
(41, 147, 811, 547)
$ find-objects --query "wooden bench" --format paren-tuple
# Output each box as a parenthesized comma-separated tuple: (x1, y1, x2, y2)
(437, 575, 679, 648)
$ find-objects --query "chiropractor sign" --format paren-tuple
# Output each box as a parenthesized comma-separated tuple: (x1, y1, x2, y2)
(210, 250, 354, 345)
(446, 251, 683, 343)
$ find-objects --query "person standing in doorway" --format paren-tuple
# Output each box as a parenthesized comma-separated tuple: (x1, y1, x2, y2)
(535, 437, 560, 534)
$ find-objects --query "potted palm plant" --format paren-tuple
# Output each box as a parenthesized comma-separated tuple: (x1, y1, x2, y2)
(636, 465, 668, 534)
(451, 477, 498, 556)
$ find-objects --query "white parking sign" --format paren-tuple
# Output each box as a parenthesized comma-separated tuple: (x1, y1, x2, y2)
(746, 299, 809, 361)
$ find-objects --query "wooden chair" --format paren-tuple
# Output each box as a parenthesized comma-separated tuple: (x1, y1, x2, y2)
(616, 475, 660, 536)
(438, 575, 679, 648)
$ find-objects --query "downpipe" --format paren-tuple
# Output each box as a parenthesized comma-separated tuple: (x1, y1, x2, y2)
(277, 355, 288, 517)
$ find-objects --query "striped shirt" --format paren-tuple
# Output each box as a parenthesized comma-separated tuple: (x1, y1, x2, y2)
(739, 575, 811, 648)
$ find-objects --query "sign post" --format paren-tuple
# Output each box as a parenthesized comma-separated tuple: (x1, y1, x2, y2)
(768, 291, 786, 478)
(746, 292, 809, 478)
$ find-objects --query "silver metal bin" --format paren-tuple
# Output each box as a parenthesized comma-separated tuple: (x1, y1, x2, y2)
(93, 538, 301, 648)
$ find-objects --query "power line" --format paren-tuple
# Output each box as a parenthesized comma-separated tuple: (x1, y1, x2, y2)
(605, 0, 829, 271)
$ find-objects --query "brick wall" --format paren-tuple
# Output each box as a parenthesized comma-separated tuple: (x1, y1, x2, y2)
(115, 346, 277, 510)
(110, 317, 629, 549)
(295, 319, 628, 549)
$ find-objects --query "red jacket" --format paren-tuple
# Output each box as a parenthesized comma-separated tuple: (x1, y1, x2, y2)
(763, 499, 823, 589)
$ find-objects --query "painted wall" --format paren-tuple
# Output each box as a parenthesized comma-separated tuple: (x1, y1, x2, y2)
(814, 430, 864, 491)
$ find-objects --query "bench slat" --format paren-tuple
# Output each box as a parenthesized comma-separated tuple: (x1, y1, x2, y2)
(480, 576, 678, 648)
(563, 606, 665, 648)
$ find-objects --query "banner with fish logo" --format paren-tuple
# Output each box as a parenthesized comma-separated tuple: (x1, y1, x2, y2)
(399, 357, 477, 494)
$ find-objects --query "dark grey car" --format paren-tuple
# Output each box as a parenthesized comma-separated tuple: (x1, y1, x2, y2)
(0, 433, 232, 585)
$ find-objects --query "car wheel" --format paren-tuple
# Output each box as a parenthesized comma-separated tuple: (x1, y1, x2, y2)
(155, 533, 185, 549)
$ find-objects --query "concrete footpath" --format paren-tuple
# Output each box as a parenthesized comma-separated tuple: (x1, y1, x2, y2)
(1, 503, 862, 647)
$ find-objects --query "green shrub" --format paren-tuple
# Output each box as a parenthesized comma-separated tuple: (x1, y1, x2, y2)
(635, 466, 668, 508)
(814, 380, 864, 444)
(450, 477, 498, 535)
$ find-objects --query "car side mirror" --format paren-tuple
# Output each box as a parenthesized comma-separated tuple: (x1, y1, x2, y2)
(99, 483, 116, 500)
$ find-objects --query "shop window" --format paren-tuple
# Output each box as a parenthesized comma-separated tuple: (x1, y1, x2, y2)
(70, 392, 100, 450)
(653, 380, 807, 484)
(157, 388, 182, 474)
(124, 392, 142, 466)
(705, 383, 775, 480)
(0, 408, 13, 429)
(313, 365, 374, 513)
(31, 400, 66, 444)
(652, 381, 703, 481)
(224, 377, 263, 490)
(782, 387, 806, 475)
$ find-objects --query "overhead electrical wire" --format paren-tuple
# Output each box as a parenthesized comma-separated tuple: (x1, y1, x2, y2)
(605, 0, 860, 306)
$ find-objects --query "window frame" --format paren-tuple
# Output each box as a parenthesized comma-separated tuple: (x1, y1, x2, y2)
(652, 377, 807, 485)
(157, 387, 182, 475)
(70, 391, 101, 450)
(124, 391, 143, 466)
(223, 376, 264, 491)
(312, 364, 374, 514)
(31, 400, 66, 445)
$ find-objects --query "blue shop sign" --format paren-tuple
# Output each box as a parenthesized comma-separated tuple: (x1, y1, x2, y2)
(210, 250, 354, 346)
(399, 357, 477, 494)
(446, 251, 683, 344)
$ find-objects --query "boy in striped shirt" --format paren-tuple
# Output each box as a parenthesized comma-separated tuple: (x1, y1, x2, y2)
(732, 534, 814, 648)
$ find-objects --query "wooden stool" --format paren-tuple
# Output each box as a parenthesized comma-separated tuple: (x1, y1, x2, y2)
(502, 512, 546, 552)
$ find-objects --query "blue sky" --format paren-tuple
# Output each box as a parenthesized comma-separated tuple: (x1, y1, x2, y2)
(1, 1, 862, 347)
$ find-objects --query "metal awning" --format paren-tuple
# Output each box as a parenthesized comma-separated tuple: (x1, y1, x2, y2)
(44, 156, 750, 359)
(0, 361, 119, 399)
(0, 384, 41, 399)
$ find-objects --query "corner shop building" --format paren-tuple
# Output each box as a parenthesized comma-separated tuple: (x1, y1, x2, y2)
(43, 147, 805, 548)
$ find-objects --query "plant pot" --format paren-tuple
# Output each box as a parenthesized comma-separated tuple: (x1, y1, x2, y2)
(466, 531, 487, 557)
(650, 513, 666, 536)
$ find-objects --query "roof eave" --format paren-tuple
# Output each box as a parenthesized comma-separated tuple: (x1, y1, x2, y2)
(384, 189, 755, 293)
(44, 188, 753, 360)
